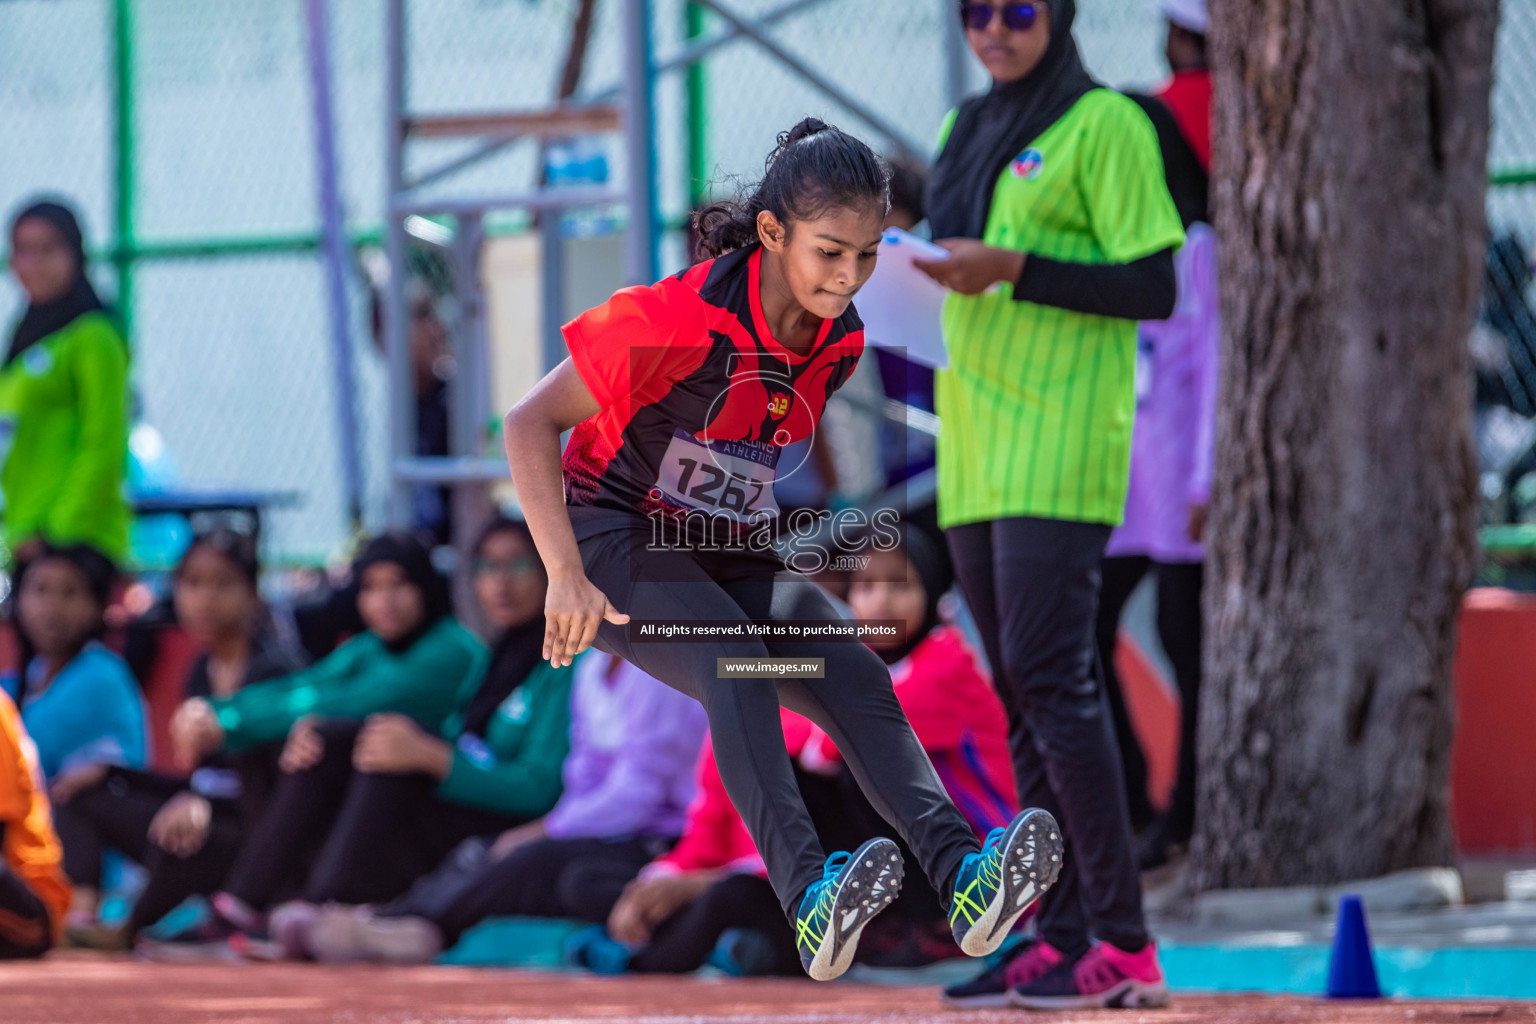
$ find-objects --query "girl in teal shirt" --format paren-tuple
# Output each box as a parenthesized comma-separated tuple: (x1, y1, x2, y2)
(1, 201, 130, 564)
(170, 532, 487, 936)
(1, 544, 147, 794)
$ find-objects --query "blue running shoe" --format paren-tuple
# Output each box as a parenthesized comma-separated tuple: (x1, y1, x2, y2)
(795, 837, 904, 981)
(564, 925, 632, 975)
(949, 807, 1063, 957)
(707, 928, 781, 977)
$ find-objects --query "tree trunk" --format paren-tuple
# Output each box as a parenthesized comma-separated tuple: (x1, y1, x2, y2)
(1189, 0, 1499, 891)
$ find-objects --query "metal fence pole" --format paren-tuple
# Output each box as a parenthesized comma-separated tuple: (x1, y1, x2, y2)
(540, 214, 568, 375)
(449, 211, 492, 623)
(111, 0, 136, 341)
(304, 0, 363, 532)
(621, 0, 659, 285)
(384, 0, 415, 528)
(942, 0, 970, 111)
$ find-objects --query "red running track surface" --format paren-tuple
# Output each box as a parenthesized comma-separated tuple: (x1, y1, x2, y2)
(0, 953, 1523, 1024)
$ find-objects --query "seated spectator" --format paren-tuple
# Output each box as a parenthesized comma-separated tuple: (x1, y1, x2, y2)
(307, 648, 707, 964)
(212, 517, 574, 957)
(564, 521, 1016, 976)
(1, 544, 147, 923)
(50, 530, 302, 950)
(0, 690, 71, 959)
(166, 532, 485, 935)
(807, 522, 1014, 828)
(805, 521, 1018, 968)
(563, 711, 817, 977)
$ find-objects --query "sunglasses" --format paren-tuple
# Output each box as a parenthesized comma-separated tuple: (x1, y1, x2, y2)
(960, 1, 1043, 32)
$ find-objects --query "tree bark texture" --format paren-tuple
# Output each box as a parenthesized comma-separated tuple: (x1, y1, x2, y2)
(1190, 0, 1499, 890)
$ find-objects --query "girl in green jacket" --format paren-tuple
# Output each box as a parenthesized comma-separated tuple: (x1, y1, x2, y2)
(187, 524, 572, 957)
(1, 200, 130, 564)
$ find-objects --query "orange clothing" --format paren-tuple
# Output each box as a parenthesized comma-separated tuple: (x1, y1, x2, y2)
(0, 692, 70, 942)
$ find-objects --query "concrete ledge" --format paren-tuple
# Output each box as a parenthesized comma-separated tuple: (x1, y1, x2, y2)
(1506, 869, 1536, 902)
(1191, 868, 1463, 927)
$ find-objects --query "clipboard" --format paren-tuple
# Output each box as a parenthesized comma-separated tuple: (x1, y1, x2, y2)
(855, 227, 952, 369)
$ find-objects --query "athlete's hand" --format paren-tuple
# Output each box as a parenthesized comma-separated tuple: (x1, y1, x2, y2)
(1187, 502, 1209, 544)
(543, 571, 628, 668)
(914, 240, 1025, 296)
(354, 713, 451, 778)
(171, 698, 224, 771)
(49, 763, 108, 805)
(279, 717, 324, 774)
(148, 792, 212, 858)
(607, 891, 651, 946)
(490, 819, 547, 861)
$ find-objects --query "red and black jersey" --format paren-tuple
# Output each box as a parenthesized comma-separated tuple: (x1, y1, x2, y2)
(561, 246, 863, 536)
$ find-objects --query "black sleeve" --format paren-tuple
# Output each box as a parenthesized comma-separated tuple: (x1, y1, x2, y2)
(1013, 248, 1178, 321)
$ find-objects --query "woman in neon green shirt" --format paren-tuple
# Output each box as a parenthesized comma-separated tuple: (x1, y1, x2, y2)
(914, 0, 1184, 1011)
(1, 201, 131, 565)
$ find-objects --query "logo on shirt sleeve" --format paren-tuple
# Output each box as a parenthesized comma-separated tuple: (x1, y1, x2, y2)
(22, 347, 54, 377)
(1010, 148, 1045, 180)
(500, 690, 531, 724)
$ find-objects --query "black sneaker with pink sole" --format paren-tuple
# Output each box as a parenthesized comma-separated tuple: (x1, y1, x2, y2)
(1008, 940, 1171, 1010)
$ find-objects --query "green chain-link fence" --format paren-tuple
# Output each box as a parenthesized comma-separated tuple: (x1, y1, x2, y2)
(1, 0, 1533, 565)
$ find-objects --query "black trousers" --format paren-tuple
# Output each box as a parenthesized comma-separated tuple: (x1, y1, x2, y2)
(633, 873, 799, 975)
(222, 720, 520, 910)
(405, 835, 666, 947)
(1096, 557, 1203, 839)
(622, 764, 945, 976)
(0, 863, 51, 958)
(946, 517, 1149, 954)
(52, 768, 246, 935)
(578, 521, 979, 920)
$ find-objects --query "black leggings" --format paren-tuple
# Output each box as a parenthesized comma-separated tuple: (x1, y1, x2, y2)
(946, 517, 1148, 954)
(633, 873, 799, 974)
(51, 769, 246, 935)
(0, 863, 51, 958)
(1095, 557, 1203, 839)
(403, 835, 666, 947)
(223, 720, 520, 910)
(578, 522, 979, 921)
(623, 765, 946, 975)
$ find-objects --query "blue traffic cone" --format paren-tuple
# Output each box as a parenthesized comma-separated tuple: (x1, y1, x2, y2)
(1326, 894, 1382, 999)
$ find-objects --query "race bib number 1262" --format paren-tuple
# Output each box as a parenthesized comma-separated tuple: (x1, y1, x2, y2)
(652, 429, 780, 523)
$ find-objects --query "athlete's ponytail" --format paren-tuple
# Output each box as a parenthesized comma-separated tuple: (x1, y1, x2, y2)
(693, 117, 890, 259)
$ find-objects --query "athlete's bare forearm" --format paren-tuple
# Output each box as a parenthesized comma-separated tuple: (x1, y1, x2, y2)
(502, 359, 596, 581)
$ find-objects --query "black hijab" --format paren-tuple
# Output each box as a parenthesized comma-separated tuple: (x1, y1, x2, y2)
(7, 201, 108, 366)
(11, 543, 118, 706)
(458, 517, 548, 737)
(1126, 93, 1210, 229)
(925, 0, 1100, 240)
(352, 531, 452, 653)
(871, 523, 956, 667)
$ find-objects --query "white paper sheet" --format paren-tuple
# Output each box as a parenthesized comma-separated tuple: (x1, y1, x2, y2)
(855, 227, 953, 369)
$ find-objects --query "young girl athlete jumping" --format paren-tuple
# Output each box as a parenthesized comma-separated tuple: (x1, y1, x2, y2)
(503, 117, 1062, 981)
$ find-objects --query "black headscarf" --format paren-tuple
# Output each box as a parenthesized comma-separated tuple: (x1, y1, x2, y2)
(11, 543, 118, 706)
(1126, 93, 1210, 230)
(870, 522, 955, 666)
(352, 531, 452, 653)
(7, 201, 108, 367)
(925, 0, 1100, 240)
(458, 517, 548, 737)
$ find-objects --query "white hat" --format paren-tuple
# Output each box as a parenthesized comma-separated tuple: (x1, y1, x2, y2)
(1158, 0, 1208, 33)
